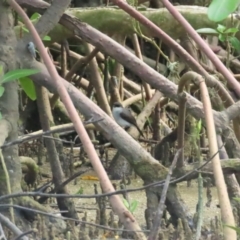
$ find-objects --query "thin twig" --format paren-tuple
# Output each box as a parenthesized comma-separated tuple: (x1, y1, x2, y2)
(0, 150, 14, 224)
(0, 214, 28, 240)
(0, 204, 150, 233)
(195, 139, 203, 240)
(1, 117, 103, 149)
(149, 148, 182, 240)
(38, 168, 90, 204)
(0, 144, 225, 203)
(14, 229, 34, 240)
(0, 222, 7, 240)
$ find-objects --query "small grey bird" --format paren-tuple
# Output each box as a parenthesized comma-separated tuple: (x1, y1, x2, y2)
(27, 42, 36, 59)
(112, 102, 144, 138)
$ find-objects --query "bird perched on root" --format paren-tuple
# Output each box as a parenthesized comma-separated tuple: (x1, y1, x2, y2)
(112, 102, 144, 138)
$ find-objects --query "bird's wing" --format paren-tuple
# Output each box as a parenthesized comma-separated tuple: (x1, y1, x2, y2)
(120, 108, 137, 126)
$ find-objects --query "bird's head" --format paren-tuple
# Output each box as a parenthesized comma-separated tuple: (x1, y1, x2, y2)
(113, 102, 123, 108)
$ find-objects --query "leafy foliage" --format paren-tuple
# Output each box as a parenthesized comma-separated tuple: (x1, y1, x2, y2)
(0, 67, 40, 119)
(208, 0, 240, 22)
(1, 69, 39, 84)
(197, 24, 240, 53)
(20, 13, 51, 41)
(19, 77, 37, 101)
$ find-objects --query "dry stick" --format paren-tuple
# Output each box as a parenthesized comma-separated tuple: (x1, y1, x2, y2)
(123, 90, 155, 107)
(103, 54, 110, 98)
(0, 150, 14, 224)
(199, 61, 240, 144)
(113, 36, 126, 101)
(50, 42, 67, 109)
(110, 76, 122, 103)
(0, 214, 28, 240)
(123, 75, 142, 94)
(161, 0, 240, 97)
(154, 47, 169, 137)
(85, 43, 112, 117)
(179, 35, 198, 60)
(132, 33, 152, 100)
(52, 42, 84, 61)
(124, 88, 133, 99)
(217, 133, 240, 208)
(196, 74, 236, 239)
(61, 41, 67, 79)
(148, 149, 182, 240)
(66, 46, 99, 82)
(1, 119, 99, 149)
(0, 222, 7, 240)
(152, 101, 160, 141)
(176, 92, 187, 167)
(177, 73, 197, 167)
(126, 46, 166, 74)
(125, 90, 162, 142)
(8, 1, 145, 238)
(195, 131, 203, 240)
(35, 84, 78, 219)
(99, 61, 111, 98)
(54, 65, 88, 89)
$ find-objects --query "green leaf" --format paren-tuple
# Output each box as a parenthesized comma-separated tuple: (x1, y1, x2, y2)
(123, 199, 130, 209)
(130, 200, 138, 213)
(108, 58, 117, 75)
(0, 86, 5, 97)
(208, 0, 240, 22)
(2, 69, 40, 84)
(218, 34, 226, 42)
(22, 26, 29, 33)
(230, 37, 240, 52)
(217, 24, 226, 33)
(0, 112, 2, 120)
(75, 187, 84, 195)
(43, 35, 51, 41)
(233, 197, 240, 202)
(196, 28, 218, 34)
(197, 119, 202, 134)
(30, 13, 41, 21)
(0, 66, 3, 81)
(19, 77, 36, 101)
(225, 225, 240, 234)
(225, 27, 239, 34)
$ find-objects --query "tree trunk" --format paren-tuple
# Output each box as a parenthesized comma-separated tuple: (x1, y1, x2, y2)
(108, 152, 132, 179)
(0, 0, 21, 192)
(0, 1, 29, 232)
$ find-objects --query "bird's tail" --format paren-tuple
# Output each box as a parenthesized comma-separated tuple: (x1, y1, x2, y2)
(136, 125, 145, 139)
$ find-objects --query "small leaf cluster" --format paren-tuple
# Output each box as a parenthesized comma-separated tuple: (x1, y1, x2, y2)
(123, 198, 138, 213)
(0, 66, 39, 119)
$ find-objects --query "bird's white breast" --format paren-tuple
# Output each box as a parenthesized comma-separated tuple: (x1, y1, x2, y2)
(112, 107, 131, 128)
